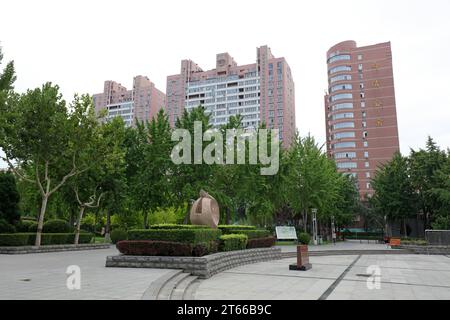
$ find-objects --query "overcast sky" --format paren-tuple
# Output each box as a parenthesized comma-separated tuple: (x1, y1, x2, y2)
(1, 0, 449, 167)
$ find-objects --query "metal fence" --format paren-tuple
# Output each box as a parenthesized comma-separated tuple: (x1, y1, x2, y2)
(425, 230, 450, 245)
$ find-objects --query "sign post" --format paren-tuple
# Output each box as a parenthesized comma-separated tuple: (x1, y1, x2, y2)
(275, 226, 298, 241)
(312, 208, 318, 245)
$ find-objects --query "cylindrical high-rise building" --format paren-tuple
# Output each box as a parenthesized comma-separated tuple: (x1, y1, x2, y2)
(324, 41, 400, 199)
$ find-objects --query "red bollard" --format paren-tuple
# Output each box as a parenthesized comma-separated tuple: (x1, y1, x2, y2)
(289, 245, 312, 271)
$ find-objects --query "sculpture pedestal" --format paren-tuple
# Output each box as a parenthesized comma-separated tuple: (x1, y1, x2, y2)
(289, 245, 312, 271)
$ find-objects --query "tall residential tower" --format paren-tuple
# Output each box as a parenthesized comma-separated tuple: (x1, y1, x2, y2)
(324, 41, 400, 199)
(93, 75, 166, 126)
(166, 45, 296, 147)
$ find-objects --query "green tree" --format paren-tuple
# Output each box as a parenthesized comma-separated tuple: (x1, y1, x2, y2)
(127, 109, 175, 228)
(371, 152, 418, 237)
(0, 85, 97, 245)
(172, 106, 215, 223)
(0, 171, 20, 224)
(285, 133, 338, 232)
(409, 137, 447, 229)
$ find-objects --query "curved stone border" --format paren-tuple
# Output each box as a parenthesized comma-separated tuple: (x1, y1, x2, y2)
(0, 243, 111, 254)
(106, 247, 282, 279)
(396, 245, 450, 255)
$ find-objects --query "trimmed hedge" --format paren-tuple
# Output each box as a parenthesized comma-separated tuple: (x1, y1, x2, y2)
(128, 228, 221, 244)
(235, 229, 271, 239)
(149, 224, 209, 230)
(0, 233, 94, 246)
(116, 240, 215, 257)
(16, 220, 37, 232)
(247, 236, 276, 249)
(0, 233, 30, 246)
(117, 240, 193, 256)
(219, 234, 248, 252)
(111, 229, 128, 244)
(0, 219, 16, 233)
(43, 219, 72, 233)
(218, 225, 256, 233)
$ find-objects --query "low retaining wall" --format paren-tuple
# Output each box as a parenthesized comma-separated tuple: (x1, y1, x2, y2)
(106, 247, 282, 279)
(0, 243, 111, 254)
(397, 245, 450, 255)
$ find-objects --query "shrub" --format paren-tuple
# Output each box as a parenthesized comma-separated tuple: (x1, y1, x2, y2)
(149, 224, 208, 230)
(43, 219, 72, 233)
(236, 229, 270, 239)
(148, 207, 186, 225)
(16, 220, 36, 232)
(116, 240, 193, 256)
(0, 233, 94, 246)
(77, 233, 94, 244)
(247, 237, 276, 249)
(219, 234, 248, 252)
(0, 233, 31, 246)
(298, 233, 311, 245)
(128, 228, 221, 244)
(40, 233, 72, 245)
(218, 225, 256, 233)
(0, 219, 16, 233)
(27, 221, 38, 232)
(111, 229, 128, 244)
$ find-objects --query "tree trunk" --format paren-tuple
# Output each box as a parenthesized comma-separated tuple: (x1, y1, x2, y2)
(184, 205, 190, 224)
(144, 210, 149, 229)
(105, 209, 111, 242)
(403, 219, 408, 239)
(74, 206, 85, 245)
(226, 207, 231, 225)
(35, 195, 49, 246)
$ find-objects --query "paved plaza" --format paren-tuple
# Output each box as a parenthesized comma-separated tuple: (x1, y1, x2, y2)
(0, 248, 176, 300)
(0, 244, 449, 300)
(194, 254, 450, 300)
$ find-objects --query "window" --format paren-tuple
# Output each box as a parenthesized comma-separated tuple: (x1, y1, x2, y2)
(332, 103, 353, 111)
(335, 152, 356, 159)
(331, 93, 353, 102)
(334, 131, 355, 139)
(333, 112, 354, 120)
(330, 84, 353, 92)
(337, 162, 357, 169)
(329, 65, 352, 74)
(328, 54, 351, 64)
(333, 122, 355, 130)
(334, 142, 356, 149)
(330, 75, 352, 83)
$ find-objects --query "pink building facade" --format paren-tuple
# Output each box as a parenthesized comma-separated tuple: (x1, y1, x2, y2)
(166, 45, 296, 147)
(324, 41, 400, 199)
(93, 75, 166, 126)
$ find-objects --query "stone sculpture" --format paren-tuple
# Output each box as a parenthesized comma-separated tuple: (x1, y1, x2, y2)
(190, 190, 220, 229)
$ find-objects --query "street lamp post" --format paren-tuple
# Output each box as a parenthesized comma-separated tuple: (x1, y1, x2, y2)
(331, 216, 336, 245)
(312, 208, 318, 245)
